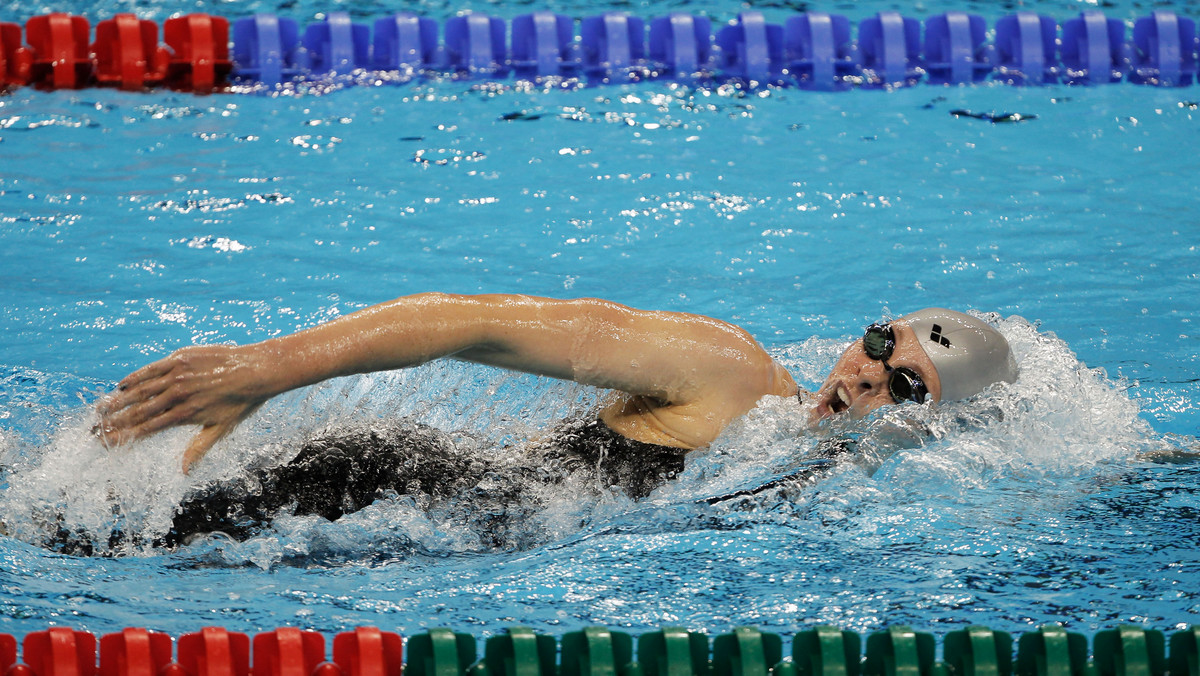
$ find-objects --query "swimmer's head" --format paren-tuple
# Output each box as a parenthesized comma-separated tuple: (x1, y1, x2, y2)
(898, 308, 1018, 402)
(810, 308, 1017, 422)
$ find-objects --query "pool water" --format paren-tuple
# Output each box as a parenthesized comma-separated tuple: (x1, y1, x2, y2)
(1, 0, 1198, 642)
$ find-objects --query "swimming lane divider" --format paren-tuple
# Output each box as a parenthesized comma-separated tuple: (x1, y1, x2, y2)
(0, 9, 1198, 93)
(0, 624, 1198, 676)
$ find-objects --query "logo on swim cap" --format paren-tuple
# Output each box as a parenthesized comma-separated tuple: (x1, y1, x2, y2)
(900, 309, 1018, 402)
(929, 325, 951, 348)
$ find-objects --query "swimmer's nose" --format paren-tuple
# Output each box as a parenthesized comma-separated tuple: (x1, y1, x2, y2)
(853, 360, 890, 401)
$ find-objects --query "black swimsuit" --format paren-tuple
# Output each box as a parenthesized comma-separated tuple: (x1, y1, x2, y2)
(36, 422, 865, 556)
(157, 418, 688, 548)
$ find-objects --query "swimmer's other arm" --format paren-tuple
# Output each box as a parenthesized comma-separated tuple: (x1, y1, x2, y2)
(97, 293, 793, 473)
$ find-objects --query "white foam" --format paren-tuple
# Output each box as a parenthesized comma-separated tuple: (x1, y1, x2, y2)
(0, 315, 1186, 562)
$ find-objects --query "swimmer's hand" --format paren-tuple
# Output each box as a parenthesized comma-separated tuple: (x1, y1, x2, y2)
(96, 345, 271, 474)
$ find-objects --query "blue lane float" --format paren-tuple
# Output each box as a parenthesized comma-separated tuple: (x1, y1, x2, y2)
(647, 13, 713, 81)
(0, 8, 1198, 92)
(993, 13, 1059, 86)
(784, 13, 856, 91)
(512, 12, 575, 79)
(1131, 10, 1198, 86)
(580, 12, 646, 82)
(372, 14, 439, 72)
(302, 12, 370, 75)
(444, 13, 508, 75)
(857, 11, 923, 87)
(1062, 10, 1131, 84)
(230, 14, 301, 86)
(924, 12, 991, 85)
(716, 12, 784, 83)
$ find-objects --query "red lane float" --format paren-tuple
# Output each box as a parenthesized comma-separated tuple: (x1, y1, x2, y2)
(24, 13, 91, 89)
(0, 628, 407, 676)
(21, 628, 97, 676)
(163, 14, 233, 92)
(252, 628, 325, 676)
(331, 627, 402, 676)
(0, 21, 33, 87)
(11, 12, 230, 92)
(93, 14, 169, 89)
(177, 628, 250, 676)
(98, 629, 173, 676)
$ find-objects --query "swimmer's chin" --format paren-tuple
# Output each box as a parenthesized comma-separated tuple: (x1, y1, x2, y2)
(775, 389, 858, 431)
(801, 394, 850, 430)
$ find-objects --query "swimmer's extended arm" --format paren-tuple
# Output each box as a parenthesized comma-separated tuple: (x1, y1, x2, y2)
(98, 293, 792, 472)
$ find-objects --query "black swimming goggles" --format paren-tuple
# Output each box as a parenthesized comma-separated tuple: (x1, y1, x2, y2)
(862, 323, 930, 405)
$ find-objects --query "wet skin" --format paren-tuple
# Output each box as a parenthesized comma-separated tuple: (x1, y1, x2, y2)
(95, 294, 796, 472)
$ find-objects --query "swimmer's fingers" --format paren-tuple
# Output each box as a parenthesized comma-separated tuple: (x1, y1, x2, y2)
(180, 402, 262, 474)
(118, 354, 178, 391)
(96, 372, 178, 426)
(95, 394, 197, 447)
(97, 356, 181, 415)
(93, 344, 272, 468)
(96, 366, 206, 445)
(96, 345, 254, 439)
(181, 423, 229, 475)
(98, 380, 260, 447)
(101, 344, 235, 408)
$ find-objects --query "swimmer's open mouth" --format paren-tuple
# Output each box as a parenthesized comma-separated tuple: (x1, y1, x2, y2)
(826, 384, 852, 415)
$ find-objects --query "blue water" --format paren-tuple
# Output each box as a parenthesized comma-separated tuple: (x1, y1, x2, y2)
(1, 0, 1199, 643)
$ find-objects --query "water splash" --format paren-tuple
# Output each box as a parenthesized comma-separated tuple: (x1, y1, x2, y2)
(0, 316, 1190, 567)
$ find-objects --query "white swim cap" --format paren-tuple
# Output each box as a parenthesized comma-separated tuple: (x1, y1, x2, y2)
(900, 308, 1018, 402)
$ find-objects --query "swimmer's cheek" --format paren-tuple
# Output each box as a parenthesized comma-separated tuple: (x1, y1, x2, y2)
(847, 390, 894, 419)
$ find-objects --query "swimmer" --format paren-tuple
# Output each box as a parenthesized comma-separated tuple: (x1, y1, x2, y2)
(89, 294, 1017, 549)
(97, 294, 1017, 468)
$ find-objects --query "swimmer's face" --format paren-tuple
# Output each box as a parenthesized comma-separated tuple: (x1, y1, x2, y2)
(810, 320, 943, 424)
